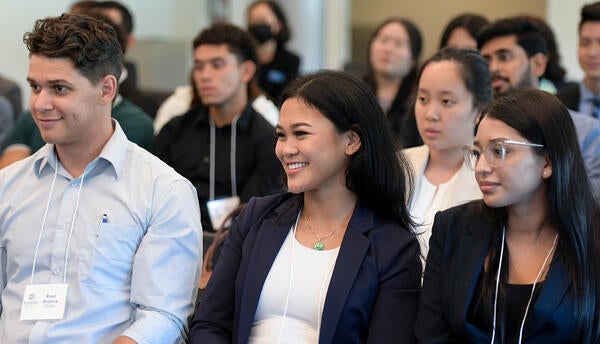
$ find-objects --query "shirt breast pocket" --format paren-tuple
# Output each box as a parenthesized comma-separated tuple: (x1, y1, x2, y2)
(79, 222, 144, 290)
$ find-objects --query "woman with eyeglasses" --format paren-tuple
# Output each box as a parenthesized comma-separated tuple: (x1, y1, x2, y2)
(415, 89, 600, 343)
(405, 47, 490, 267)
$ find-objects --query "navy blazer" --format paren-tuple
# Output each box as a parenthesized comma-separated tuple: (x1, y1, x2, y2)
(415, 201, 576, 343)
(556, 83, 581, 112)
(190, 193, 421, 343)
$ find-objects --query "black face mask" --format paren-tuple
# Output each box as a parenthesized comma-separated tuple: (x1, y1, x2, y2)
(248, 24, 273, 44)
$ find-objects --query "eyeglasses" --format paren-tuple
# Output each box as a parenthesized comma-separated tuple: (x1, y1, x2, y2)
(462, 139, 544, 170)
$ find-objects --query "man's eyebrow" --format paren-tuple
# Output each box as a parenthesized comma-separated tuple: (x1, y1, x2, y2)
(26, 77, 72, 85)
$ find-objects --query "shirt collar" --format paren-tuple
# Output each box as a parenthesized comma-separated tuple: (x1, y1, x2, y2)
(33, 119, 129, 180)
(580, 82, 597, 103)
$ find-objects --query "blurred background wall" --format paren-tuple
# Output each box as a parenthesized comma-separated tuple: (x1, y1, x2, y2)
(0, 0, 591, 111)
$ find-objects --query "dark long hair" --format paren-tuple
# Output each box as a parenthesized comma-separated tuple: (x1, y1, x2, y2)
(478, 89, 600, 343)
(417, 47, 492, 111)
(520, 15, 567, 84)
(439, 13, 489, 49)
(281, 70, 415, 229)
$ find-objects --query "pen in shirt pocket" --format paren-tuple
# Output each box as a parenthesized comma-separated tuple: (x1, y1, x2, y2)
(96, 214, 108, 237)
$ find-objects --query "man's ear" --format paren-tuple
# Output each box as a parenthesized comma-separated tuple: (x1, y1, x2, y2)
(240, 60, 257, 84)
(530, 52, 548, 79)
(126, 34, 136, 52)
(99, 75, 118, 105)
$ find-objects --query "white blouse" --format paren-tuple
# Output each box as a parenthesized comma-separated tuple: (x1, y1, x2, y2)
(248, 226, 340, 344)
(410, 170, 461, 264)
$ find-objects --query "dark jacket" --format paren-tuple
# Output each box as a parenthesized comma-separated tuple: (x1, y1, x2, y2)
(153, 104, 282, 232)
(556, 83, 581, 112)
(257, 47, 300, 104)
(190, 193, 421, 343)
(416, 201, 577, 343)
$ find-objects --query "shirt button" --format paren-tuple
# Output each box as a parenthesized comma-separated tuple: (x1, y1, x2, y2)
(52, 268, 60, 276)
(71, 182, 78, 187)
(58, 222, 66, 229)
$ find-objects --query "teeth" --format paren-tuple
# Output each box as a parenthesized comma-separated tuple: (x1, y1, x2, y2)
(288, 162, 308, 170)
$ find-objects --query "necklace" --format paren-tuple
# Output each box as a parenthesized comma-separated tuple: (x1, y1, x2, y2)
(303, 211, 352, 250)
(491, 226, 559, 344)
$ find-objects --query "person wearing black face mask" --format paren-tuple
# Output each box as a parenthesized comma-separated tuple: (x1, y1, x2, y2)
(247, 0, 300, 104)
(248, 23, 273, 44)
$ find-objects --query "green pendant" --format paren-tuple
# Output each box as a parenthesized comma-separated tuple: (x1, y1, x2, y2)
(313, 241, 325, 250)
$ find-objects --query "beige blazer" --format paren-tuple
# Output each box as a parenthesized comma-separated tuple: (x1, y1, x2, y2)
(403, 145, 482, 208)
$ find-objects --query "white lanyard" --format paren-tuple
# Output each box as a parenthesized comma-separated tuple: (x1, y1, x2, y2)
(208, 114, 240, 201)
(278, 207, 337, 343)
(30, 156, 86, 284)
(491, 226, 558, 344)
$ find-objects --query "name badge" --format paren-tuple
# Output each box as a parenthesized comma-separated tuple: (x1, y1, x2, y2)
(207, 196, 240, 230)
(20, 284, 68, 320)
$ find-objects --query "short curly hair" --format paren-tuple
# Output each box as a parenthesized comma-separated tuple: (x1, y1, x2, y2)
(23, 13, 122, 84)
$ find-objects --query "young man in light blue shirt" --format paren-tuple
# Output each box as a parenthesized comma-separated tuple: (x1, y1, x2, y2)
(0, 13, 202, 343)
(557, 2, 600, 117)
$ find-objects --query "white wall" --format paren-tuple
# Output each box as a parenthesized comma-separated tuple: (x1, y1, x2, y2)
(0, 0, 209, 111)
(4, 0, 583, 113)
(0, 0, 350, 112)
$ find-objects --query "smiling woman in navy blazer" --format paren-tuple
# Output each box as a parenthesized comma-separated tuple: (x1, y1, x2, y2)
(190, 71, 421, 343)
(416, 90, 600, 343)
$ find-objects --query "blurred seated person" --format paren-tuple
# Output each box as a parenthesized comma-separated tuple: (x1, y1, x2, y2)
(247, 0, 300, 103)
(365, 18, 423, 148)
(72, 0, 166, 117)
(154, 72, 278, 134)
(0, 96, 14, 149)
(521, 15, 574, 94)
(154, 23, 282, 232)
(0, 12, 153, 169)
(0, 74, 22, 117)
(556, 3, 600, 112)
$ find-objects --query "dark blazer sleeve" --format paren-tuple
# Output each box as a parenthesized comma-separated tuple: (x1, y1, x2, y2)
(366, 227, 421, 343)
(189, 195, 288, 343)
(555, 84, 581, 112)
(415, 210, 455, 343)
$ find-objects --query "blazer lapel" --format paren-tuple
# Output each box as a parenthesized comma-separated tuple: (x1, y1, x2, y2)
(237, 197, 300, 343)
(522, 259, 571, 339)
(454, 218, 493, 324)
(319, 204, 371, 344)
(405, 145, 429, 194)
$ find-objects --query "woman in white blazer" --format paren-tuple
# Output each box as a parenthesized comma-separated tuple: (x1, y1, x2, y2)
(404, 48, 491, 265)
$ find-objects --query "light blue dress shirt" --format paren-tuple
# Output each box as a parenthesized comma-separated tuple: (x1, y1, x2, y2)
(0, 121, 202, 343)
(577, 82, 598, 118)
(568, 109, 600, 202)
